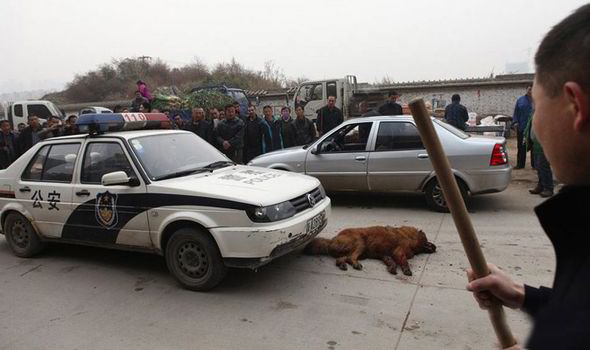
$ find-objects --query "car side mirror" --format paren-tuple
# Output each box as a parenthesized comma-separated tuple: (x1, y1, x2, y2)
(310, 146, 319, 155)
(102, 171, 139, 187)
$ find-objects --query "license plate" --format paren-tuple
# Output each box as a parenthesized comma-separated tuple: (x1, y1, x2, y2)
(305, 211, 326, 236)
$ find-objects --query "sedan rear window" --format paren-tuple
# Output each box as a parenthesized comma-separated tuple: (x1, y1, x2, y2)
(434, 119, 470, 139)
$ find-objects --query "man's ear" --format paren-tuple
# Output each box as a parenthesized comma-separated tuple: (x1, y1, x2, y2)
(563, 82, 590, 132)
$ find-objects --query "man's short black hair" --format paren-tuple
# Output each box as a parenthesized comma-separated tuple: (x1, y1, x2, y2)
(0, 120, 10, 126)
(224, 104, 235, 111)
(452, 94, 461, 102)
(388, 90, 399, 97)
(535, 4, 590, 97)
(263, 105, 272, 110)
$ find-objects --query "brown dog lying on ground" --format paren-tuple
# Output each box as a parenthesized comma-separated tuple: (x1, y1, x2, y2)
(304, 225, 436, 276)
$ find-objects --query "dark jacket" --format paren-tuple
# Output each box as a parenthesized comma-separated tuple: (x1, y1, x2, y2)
(215, 117, 245, 152)
(262, 117, 283, 151)
(16, 126, 42, 156)
(279, 118, 297, 148)
(444, 102, 469, 130)
(522, 186, 590, 349)
(243, 115, 271, 163)
(186, 119, 214, 145)
(0, 131, 17, 169)
(131, 97, 148, 112)
(377, 101, 403, 116)
(316, 106, 343, 135)
(293, 117, 316, 146)
(513, 95, 533, 132)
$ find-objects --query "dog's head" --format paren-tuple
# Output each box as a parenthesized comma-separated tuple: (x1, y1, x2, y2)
(415, 230, 436, 254)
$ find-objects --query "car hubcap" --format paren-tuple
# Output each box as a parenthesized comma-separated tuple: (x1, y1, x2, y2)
(432, 185, 447, 208)
(177, 242, 208, 278)
(12, 220, 30, 249)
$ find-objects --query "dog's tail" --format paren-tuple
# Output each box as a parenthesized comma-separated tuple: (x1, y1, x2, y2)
(303, 237, 332, 255)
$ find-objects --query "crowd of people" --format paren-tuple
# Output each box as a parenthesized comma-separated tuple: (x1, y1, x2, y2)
(0, 115, 79, 169)
(177, 98, 345, 164)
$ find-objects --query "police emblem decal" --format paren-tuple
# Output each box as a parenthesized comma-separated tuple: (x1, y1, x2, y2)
(95, 191, 118, 229)
(307, 193, 316, 207)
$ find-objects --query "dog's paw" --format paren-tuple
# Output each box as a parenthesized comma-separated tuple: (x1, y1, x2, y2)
(352, 263, 363, 270)
(402, 268, 413, 276)
(336, 262, 348, 271)
(387, 266, 397, 275)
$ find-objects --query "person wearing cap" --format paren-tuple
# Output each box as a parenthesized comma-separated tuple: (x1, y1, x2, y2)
(378, 91, 403, 116)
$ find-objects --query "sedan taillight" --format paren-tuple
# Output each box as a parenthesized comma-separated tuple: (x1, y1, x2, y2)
(490, 143, 508, 166)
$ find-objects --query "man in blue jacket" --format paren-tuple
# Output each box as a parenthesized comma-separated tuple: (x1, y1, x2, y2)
(467, 5, 590, 349)
(444, 94, 469, 131)
(512, 86, 534, 169)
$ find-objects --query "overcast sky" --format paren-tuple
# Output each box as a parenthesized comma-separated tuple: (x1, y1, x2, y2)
(0, 0, 587, 94)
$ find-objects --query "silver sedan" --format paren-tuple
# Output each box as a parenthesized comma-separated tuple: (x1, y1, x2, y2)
(249, 116, 512, 211)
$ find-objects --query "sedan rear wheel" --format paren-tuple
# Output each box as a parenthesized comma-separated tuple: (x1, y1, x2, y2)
(3, 212, 46, 258)
(425, 179, 469, 213)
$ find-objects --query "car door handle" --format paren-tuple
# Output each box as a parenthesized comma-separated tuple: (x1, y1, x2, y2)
(355, 156, 367, 161)
(19, 186, 31, 193)
(417, 154, 429, 159)
(76, 190, 90, 197)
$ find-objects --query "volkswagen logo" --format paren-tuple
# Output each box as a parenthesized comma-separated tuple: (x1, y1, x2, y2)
(307, 193, 316, 207)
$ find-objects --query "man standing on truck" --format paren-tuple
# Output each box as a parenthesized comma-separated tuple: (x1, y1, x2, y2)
(243, 105, 271, 163)
(215, 104, 245, 163)
(444, 94, 469, 131)
(16, 116, 42, 156)
(187, 107, 214, 145)
(316, 96, 344, 136)
(378, 91, 403, 116)
(0, 120, 17, 169)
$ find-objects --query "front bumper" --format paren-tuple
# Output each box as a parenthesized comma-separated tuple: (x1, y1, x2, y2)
(210, 197, 331, 268)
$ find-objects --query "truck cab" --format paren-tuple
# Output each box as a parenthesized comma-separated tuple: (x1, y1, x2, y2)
(292, 76, 357, 121)
(3, 100, 64, 130)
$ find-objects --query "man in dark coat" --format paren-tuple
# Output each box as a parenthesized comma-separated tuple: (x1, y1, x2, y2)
(278, 107, 297, 148)
(16, 115, 43, 156)
(467, 5, 590, 349)
(293, 105, 316, 146)
(262, 105, 283, 151)
(186, 107, 214, 145)
(443, 94, 469, 131)
(243, 105, 271, 163)
(215, 104, 245, 163)
(378, 90, 403, 116)
(316, 96, 343, 136)
(0, 120, 18, 169)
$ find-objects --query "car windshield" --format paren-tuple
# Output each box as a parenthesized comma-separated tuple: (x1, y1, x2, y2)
(433, 119, 470, 139)
(129, 132, 228, 181)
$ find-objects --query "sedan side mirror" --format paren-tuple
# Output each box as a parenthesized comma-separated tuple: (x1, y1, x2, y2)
(310, 146, 319, 155)
(102, 171, 140, 187)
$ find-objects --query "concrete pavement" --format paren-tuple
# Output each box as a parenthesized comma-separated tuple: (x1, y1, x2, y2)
(0, 179, 554, 350)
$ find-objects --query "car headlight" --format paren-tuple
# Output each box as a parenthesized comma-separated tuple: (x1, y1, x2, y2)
(319, 184, 326, 199)
(247, 201, 297, 222)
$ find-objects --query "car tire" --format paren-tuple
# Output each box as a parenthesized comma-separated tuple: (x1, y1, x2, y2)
(425, 178, 469, 213)
(3, 212, 46, 258)
(165, 228, 227, 291)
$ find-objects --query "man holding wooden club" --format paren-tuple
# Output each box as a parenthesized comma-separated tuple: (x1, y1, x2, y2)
(467, 4, 590, 349)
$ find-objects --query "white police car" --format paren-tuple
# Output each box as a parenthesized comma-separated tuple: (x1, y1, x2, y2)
(0, 113, 330, 290)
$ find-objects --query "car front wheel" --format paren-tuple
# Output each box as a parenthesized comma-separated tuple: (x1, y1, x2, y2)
(3, 212, 46, 258)
(425, 178, 469, 213)
(165, 228, 227, 291)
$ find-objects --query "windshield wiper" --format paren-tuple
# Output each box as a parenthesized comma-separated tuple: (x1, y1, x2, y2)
(200, 160, 236, 170)
(154, 161, 235, 181)
(154, 167, 212, 181)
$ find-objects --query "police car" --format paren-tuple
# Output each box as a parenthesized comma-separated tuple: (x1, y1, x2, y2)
(0, 113, 330, 290)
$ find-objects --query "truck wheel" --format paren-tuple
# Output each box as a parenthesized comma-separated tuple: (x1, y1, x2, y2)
(3, 212, 45, 258)
(165, 228, 227, 291)
(425, 178, 469, 213)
